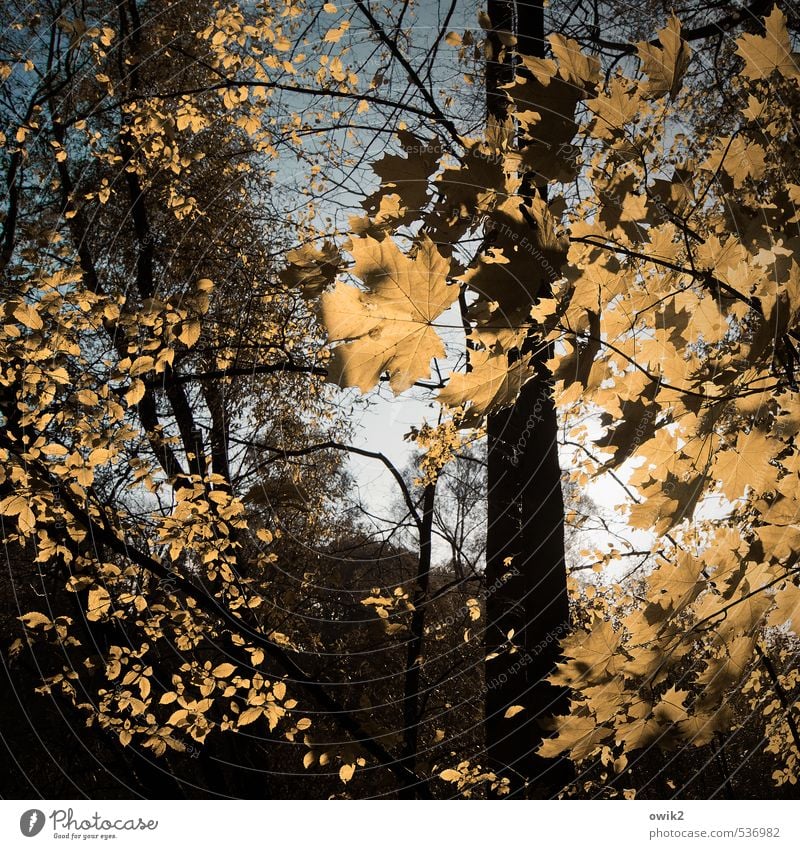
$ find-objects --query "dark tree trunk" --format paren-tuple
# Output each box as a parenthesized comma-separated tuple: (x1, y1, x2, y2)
(400, 482, 436, 799)
(484, 0, 573, 799)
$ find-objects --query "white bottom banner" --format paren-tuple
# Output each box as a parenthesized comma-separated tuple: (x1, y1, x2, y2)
(1, 800, 797, 848)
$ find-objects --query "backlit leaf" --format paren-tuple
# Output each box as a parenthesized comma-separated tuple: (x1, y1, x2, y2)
(320, 236, 456, 392)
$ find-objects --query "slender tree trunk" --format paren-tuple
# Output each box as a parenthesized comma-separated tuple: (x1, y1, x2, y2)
(484, 0, 572, 798)
(400, 481, 436, 798)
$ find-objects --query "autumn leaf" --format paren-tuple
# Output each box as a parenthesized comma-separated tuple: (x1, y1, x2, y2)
(653, 687, 689, 725)
(636, 15, 691, 99)
(677, 708, 731, 748)
(13, 302, 44, 331)
(0, 494, 35, 534)
(129, 356, 154, 377)
(367, 131, 440, 220)
(548, 34, 600, 85)
(702, 135, 767, 189)
(555, 618, 626, 687)
(439, 350, 536, 422)
(86, 587, 112, 622)
(466, 598, 481, 621)
(596, 394, 660, 471)
(323, 21, 349, 43)
(736, 8, 800, 81)
(627, 490, 683, 537)
(767, 581, 800, 635)
(615, 703, 662, 751)
(124, 379, 146, 406)
(281, 240, 341, 297)
(504, 705, 525, 719)
(19, 612, 51, 629)
(320, 235, 456, 392)
(538, 712, 611, 760)
(586, 78, 641, 136)
(697, 636, 755, 698)
(577, 620, 625, 673)
(237, 707, 263, 727)
(167, 709, 188, 726)
(177, 319, 202, 348)
(712, 430, 781, 501)
(646, 552, 704, 616)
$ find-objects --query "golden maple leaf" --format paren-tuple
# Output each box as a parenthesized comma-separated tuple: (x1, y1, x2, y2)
(636, 15, 692, 100)
(712, 429, 781, 501)
(439, 350, 536, 422)
(736, 8, 800, 81)
(320, 235, 456, 392)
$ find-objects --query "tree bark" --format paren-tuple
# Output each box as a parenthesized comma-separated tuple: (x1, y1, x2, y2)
(400, 481, 436, 798)
(484, 0, 572, 798)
